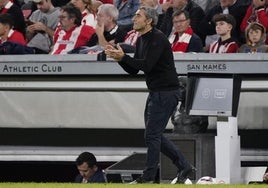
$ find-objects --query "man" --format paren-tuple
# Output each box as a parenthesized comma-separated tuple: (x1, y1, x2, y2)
(169, 10, 203, 52)
(50, 4, 95, 55)
(75, 152, 106, 183)
(0, 13, 26, 45)
(159, 0, 204, 40)
(87, 4, 127, 48)
(105, 6, 194, 184)
(26, 0, 60, 54)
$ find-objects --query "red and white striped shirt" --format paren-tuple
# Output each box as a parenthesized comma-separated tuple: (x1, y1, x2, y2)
(209, 38, 238, 53)
(51, 25, 95, 55)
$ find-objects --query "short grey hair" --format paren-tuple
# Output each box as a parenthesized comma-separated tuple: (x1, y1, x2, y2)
(98, 4, 119, 22)
(139, 6, 158, 26)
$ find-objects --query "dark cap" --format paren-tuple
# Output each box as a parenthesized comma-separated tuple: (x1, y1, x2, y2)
(212, 13, 236, 29)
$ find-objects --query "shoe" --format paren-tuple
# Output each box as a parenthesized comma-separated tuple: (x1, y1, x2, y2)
(175, 165, 196, 184)
(129, 176, 154, 184)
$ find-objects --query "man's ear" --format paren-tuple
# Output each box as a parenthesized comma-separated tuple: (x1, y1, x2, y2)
(146, 18, 153, 25)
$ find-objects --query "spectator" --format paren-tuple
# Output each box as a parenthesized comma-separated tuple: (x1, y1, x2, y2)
(75, 152, 106, 183)
(240, 0, 268, 44)
(198, 0, 250, 46)
(239, 22, 268, 53)
(0, 0, 26, 36)
(114, 0, 139, 33)
(0, 13, 26, 45)
(87, 4, 127, 47)
(160, 0, 204, 40)
(50, 3, 95, 54)
(209, 13, 238, 53)
(71, 0, 97, 27)
(169, 10, 203, 52)
(26, 0, 60, 54)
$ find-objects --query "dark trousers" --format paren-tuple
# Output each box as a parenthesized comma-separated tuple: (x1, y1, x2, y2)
(142, 89, 190, 181)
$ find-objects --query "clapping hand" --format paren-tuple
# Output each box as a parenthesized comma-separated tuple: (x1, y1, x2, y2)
(105, 43, 124, 62)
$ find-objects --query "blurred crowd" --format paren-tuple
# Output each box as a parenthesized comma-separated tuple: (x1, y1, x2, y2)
(1, 0, 268, 55)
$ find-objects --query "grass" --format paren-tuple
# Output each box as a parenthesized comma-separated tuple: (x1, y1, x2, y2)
(0, 183, 267, 188)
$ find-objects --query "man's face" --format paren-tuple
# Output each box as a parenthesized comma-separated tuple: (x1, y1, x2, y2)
(58, 10, 74, 31)
(34, 0, 51, 13)
(132, 9, 149, 32)
(96, 9, 111, 29)
(220, 0, 235, 7)
(173, 13, 190, 35)
(171, 0, 187, 9)
(77, 162, 95, 180)
(215, 21, 232, 36)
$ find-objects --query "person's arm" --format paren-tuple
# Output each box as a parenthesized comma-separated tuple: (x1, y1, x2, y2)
(106, 31, 167, 73)
(26, 22, 55, 39)
(95, 22, 110, 47)
(105, 44, 139, 75)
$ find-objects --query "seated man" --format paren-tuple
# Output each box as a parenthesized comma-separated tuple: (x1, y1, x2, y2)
(26, 0, 60, 54)
(160, 0, 204, 40)
(87, 4, 127, 48)
(75, 152, 106, 183)
(169, 10, 203, 52)
(50, 3, 95, 55)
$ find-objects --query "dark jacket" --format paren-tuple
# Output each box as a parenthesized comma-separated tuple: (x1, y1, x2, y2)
(160, 0, 204, 38)
(187, 33, 204, 52)
(119, 28, 179, 91)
